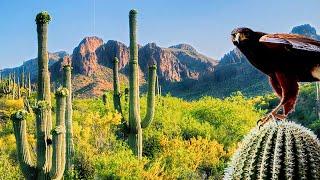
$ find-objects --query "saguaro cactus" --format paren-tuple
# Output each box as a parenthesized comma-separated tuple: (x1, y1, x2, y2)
(17, 77, 21, 99)
(111, 10, 157, 158)
(51, 88, 68, 180)
(12, 72, 16, 99)
(21, 66, 25, 88)
(62, 65, 74, 176)
(155, 76, 160, 96)
(113, 57, 123, 114)
(12, 88, 68, 180)
(224, 121, 320, 180)
(27, 72, 32, 97)
(36, 11, 53, 178)
(127, 9, 157, 159)
(11, 110, 37, 179)
(11, 11, 69, 180)
(102, 92, 108, 105)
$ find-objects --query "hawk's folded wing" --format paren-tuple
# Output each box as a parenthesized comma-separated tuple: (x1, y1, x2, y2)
(259, 34, 320, 53)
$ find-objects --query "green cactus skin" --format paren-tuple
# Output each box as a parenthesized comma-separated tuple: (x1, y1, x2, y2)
(224, 121, 320, 180)
(12, 92, 68, 180)
(127, 9, 157, 159)
(12, 72, 16, 99)
(11, 110, 37, 180)
(28, 72, 31, 97)
(124, 88, 129, 102)
(11, 11, 70, 180)
(17, 77, 21, 99)
(102, 92, 108, 105)
(141, 65, 156, 128)
(113, 57, 123, 114)
(155, 76, 160, 96)
(62, 65, 74, 177)
(36, 11, 53, 179)
(51, 88, 68, 180)
(21, 66, 25, 88)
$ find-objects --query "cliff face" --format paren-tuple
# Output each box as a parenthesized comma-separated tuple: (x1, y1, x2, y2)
(138, 43, 216, 82)
(69, 37, 217, 83)
(96, 40, 130, 69)
(72, 36, 104, 75)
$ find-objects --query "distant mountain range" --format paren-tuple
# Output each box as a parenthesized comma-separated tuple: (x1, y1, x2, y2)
(2, 24, 319, 98)
(2, 36, 217, 97)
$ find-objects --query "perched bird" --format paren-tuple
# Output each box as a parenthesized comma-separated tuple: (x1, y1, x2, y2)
(231, 27, 320, 125)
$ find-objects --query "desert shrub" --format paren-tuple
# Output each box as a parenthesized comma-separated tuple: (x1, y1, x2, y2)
(0, 93, 268, 179)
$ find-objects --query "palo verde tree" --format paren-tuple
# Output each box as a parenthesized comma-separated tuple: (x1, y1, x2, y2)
(111, 10, 157, 159)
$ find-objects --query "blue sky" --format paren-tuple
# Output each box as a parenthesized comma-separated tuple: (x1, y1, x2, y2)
(1, 0, 320, 68)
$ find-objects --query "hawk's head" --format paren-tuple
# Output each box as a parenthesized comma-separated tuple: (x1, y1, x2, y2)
(231, 27, 262, 46)
(231, 27, 254, 46)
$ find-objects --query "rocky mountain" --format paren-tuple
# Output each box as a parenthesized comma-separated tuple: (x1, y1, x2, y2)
(291, 24, 320, 40)
(2, 24, 318, 99)
(46, 37, 217, 97)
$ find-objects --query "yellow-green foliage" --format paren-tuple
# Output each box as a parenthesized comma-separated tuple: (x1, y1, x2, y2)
(0, 98, 34, 179)
(0, 99, 24, 118)
(0, 92, 262, 179)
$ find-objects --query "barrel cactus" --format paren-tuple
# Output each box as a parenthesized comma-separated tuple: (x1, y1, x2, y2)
(224, 121, 320, 180)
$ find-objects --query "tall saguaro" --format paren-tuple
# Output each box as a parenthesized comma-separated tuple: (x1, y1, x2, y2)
(127, 9, 157, 158)
(113, 57, 123, 114)
(63, 65, 74, 176)
(36, 11, 53, 178)
(11, 11, 68, 180)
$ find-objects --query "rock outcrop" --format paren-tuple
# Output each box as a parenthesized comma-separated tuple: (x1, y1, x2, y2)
(72, 36, 104, 75)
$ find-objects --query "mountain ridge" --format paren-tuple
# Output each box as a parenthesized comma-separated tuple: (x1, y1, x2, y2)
(2, 24, 318, 98)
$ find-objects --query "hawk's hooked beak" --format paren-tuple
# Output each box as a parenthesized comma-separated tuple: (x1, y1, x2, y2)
(234, 33, 240, 45)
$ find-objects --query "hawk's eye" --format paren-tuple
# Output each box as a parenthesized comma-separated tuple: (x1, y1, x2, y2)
(243, 32, 249, 36)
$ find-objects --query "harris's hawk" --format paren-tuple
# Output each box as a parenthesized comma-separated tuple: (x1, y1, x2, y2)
(231, 27, 320, 125)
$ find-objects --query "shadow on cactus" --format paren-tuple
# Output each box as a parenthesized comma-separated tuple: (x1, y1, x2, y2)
(224, 120, 320, 180)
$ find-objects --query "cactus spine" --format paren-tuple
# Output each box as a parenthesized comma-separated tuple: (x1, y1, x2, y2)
(113, 57, 123, 114)
(127, 9, 157, 159)
(224, 121, 320, 180)
(62, 65, 74, 176)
